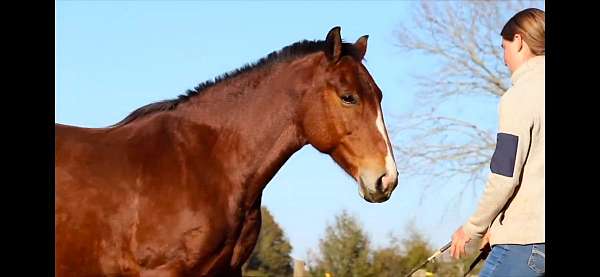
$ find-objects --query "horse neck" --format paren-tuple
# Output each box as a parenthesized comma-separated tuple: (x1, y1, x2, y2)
(171, 54, 322, 208)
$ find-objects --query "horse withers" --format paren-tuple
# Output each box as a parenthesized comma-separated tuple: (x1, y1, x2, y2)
(55, 26, 398, 276)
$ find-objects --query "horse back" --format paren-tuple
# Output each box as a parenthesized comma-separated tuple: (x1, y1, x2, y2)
(55, 123, 143, 276)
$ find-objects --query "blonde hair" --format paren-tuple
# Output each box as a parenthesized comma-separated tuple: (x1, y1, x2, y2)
(501, 8, 545, 56)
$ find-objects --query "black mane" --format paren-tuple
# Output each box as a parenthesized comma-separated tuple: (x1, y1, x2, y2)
(112, 39, 361, 127)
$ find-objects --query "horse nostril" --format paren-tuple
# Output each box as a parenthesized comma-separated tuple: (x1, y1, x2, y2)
(375, 174, 385, 192)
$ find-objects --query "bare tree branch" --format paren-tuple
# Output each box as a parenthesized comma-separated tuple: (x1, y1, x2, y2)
(390, 0, 544, 206)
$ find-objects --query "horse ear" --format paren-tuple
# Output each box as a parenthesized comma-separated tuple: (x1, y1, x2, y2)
(354, 35, 368, 60)
(325, 26, 342, 62)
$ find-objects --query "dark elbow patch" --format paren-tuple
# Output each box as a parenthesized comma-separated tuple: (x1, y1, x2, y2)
(490, 133, 519, 177)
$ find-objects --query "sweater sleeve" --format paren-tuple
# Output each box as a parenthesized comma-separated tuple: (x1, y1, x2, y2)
(462, 96, 534, 239)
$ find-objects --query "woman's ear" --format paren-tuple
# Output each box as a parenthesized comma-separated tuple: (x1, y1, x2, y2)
(514, 34, 523, 52)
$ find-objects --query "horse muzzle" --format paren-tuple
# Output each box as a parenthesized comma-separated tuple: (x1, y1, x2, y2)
(358, 169, 398, 203)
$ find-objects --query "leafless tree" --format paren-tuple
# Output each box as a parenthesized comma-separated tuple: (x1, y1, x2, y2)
(392, 0, 545, 202)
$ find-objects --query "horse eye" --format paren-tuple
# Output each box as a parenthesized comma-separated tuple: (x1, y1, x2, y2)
(341, 94, 357, 105)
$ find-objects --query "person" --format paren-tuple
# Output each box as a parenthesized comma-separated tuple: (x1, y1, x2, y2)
(449, 8, 545, 277)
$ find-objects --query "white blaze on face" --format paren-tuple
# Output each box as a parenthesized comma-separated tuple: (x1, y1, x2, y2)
(375, 108, 398, 186)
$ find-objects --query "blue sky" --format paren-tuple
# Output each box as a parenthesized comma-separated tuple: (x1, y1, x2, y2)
(56, 1, 513, 261)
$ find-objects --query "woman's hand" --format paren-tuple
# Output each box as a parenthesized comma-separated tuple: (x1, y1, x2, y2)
(480, 230, 491, 250)
(450, 226, 471, 259)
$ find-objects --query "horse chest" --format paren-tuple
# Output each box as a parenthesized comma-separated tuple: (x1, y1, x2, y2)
(126, 202, 253, 274)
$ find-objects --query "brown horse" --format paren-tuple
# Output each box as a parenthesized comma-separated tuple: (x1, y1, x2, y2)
(55, 26, 398, 276)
